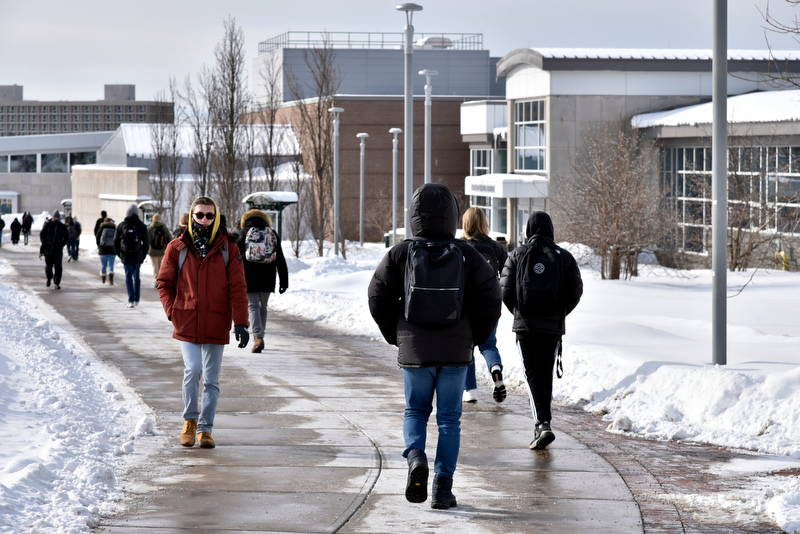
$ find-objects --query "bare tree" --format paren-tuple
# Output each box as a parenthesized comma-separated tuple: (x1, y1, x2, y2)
(285, 156, 313, 257)
(209, 16, 250, 224)
(182, 68, 215, 200)
(149, 77, 182, 228)
(285, 34, 342, 256)
(556, 122, 670, 279)
(257, 52, 286, 191)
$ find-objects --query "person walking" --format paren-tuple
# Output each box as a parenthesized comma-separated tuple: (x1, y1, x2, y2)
(39, 211, 69, 289)
(234, 209, 289, 353)
(156, 196, 249, 449)
(499, 211, 583, 450)
(22, 212, 33, 245)
(72, 216, 82, 260)
(0, 216, 5, 247)
(65, 216, 79, 261)
(460, 207, 509, 404)
(10, 217, 21, 245)
(173, 212, 189, 238)
(147, 213, 172, 287)
(368, 183, 502, 510)
(93, 210, 107, 241)
(96, 217, 117, 285)
(114, 204, 149, 308)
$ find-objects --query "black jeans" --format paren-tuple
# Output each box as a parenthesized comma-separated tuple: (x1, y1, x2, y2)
(45, 252, 63, 285)
(517, 333, 561, 424)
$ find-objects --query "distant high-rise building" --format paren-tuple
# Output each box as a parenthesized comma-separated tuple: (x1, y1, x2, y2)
(0, 84, 173, 137)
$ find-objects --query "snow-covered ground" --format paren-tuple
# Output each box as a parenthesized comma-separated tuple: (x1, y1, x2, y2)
(0, 223, 798, 533)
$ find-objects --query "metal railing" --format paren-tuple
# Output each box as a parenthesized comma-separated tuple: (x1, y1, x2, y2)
(258, 31, 483, 54)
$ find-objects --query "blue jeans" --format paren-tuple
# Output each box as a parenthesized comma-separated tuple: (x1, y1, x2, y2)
(403, 366, 467, 477)
(124, 263, 141, 303)
(180, 341, 224, 433)
(67, 239, 78, 259)
(99, 254, 115, 275)
(465, 323, 502, 390)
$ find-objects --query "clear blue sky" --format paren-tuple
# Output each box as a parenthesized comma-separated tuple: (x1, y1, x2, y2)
(1, 0, 798, 101)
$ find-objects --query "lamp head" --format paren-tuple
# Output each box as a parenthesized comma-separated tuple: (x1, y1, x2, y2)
(418, 69, 438, 77)
(389, 127, 402, 137)
(357, 133, 369, 139)
(396, 3, 422, 24)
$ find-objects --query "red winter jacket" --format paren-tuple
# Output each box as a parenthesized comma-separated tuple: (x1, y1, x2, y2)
(157, 230, 248, 344)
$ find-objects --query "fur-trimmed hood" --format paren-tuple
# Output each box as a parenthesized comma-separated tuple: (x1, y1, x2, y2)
(240, 209, 273, 229)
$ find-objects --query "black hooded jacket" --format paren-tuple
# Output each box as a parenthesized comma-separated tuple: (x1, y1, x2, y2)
(368, 183, 502, 368)
(500, 211, 583, 336)
(234, 209, 289, 294)
(114, 207, 149, 265)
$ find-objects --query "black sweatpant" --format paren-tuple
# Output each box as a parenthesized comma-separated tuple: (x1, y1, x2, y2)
(45, 252, 63, 285)
(517, 333, 561, 424)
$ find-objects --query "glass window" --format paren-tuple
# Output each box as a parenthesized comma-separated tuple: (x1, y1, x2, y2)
(10, 154, 37, 172)
(42, 153, 68, 172)
(514, 99, 546, 171)
(0, 155, 7, 172)
(70, 151, 96, 168)
(471, 149, 491, 176)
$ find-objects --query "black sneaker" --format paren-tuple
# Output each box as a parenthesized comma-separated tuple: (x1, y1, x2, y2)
(55, 284, 61, 290)
(46, 279, 51, 287)
(530, 422, 555, 450)
(491, 369, 506, 403)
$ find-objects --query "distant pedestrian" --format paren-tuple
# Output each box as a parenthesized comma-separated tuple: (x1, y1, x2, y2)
(65, 216, 80, 261)
(96, 217, 117, 285)
(10, 217, 21, 245)
(21, 212, 33, 245)
(147, 213, 172, 287)
(93, 210, 107, 241)
(39, 211, 69, 289)
(0, 216, 5, 247)
(234, 209, 288, 353)
(114, 204, 149, 308)
(72, 216, 82, 260)
(499, 211, 583, 450)
(460, 206, 509, 404)
(173, 212, 189, 238)
(156, 196, 249, 449)
(368, 183, 502, 510)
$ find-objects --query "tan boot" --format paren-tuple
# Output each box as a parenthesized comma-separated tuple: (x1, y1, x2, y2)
(198, 432, 216, 449)
(180, 419, 197, 447)
(251, 337, 265, 353)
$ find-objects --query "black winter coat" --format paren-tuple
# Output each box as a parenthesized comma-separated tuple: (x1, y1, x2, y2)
(114, 215, 149, 265)
(500, 211, 583, 336)
(368, 183, 502, 368)
(463, 234, 508, 279)
(22, 213, 33, 232)
(40, 219, 69, 257)
(10, 219, 21, 242)
(234, 210, 289, 294)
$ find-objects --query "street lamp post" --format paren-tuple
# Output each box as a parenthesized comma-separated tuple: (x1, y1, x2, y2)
(397, 3, 422, 239)
(389, 127, 402, 246)
(419, 69, 438, 184)
(357, 132, 369, 246)
(329, 107, 344, 256)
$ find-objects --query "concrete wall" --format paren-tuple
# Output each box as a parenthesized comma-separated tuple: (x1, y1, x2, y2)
(0, 172, 71, 214)
(71, 165, 150, 234)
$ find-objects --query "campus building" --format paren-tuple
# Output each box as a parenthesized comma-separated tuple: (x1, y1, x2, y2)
(254, 31, 504, 242)
(460, 48, 800, 260)
(0, 85, 173, 138)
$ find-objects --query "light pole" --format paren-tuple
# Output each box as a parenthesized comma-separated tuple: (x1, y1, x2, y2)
(419, 69, 437, 184)
(329, 107, 344, 256)
(389, 127, 402, 246)
(397, 3, 422, 239)
(357, 132, 369, 246)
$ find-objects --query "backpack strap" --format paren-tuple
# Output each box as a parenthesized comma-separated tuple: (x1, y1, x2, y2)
(176, 240, 229, 277)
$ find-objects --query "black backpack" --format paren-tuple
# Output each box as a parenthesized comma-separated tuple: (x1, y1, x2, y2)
(100, 227, 116, 248)
(67, 223, 78, 240)
(120, 225, 142, 255)
(516, 240, 563, 317)
(151, 225, 167, 251)
(469, 238, 500, 278)
(404, 239, 465, 327)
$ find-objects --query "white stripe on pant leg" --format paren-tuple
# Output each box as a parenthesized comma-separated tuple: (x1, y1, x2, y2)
(517, 340, 540, 424)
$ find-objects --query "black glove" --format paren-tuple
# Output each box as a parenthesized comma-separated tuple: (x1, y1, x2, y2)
(279, 285, 287, 294)
(234, 325, 249, 349)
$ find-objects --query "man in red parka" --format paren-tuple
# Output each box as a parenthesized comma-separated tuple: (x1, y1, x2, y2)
(157, 196, 249, 449)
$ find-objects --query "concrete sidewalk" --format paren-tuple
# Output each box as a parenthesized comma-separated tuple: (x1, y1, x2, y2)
(3, 245, 642, 533)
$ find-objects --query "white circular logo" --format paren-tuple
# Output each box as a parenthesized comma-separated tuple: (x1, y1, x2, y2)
(534, 263, 545, 274)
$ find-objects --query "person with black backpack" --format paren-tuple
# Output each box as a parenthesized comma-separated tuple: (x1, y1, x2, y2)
(369, 183, 502, 510)
(39, 211, 69, 289)
(65, 216, 79, 261)
(147, 213, 173, 288)
(96, 217, 117, 285)
(114, 204, 149, 308)
(234, 209, 288, 353)
(22, 212, 34, 245)
(500, 211, 583, 451)
(460, 207, 509, 404)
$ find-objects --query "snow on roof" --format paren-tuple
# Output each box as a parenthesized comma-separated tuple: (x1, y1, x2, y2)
(116, 123, 301, 159)
(632, 90, 800, 128)
(531, 48, 800, 61)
